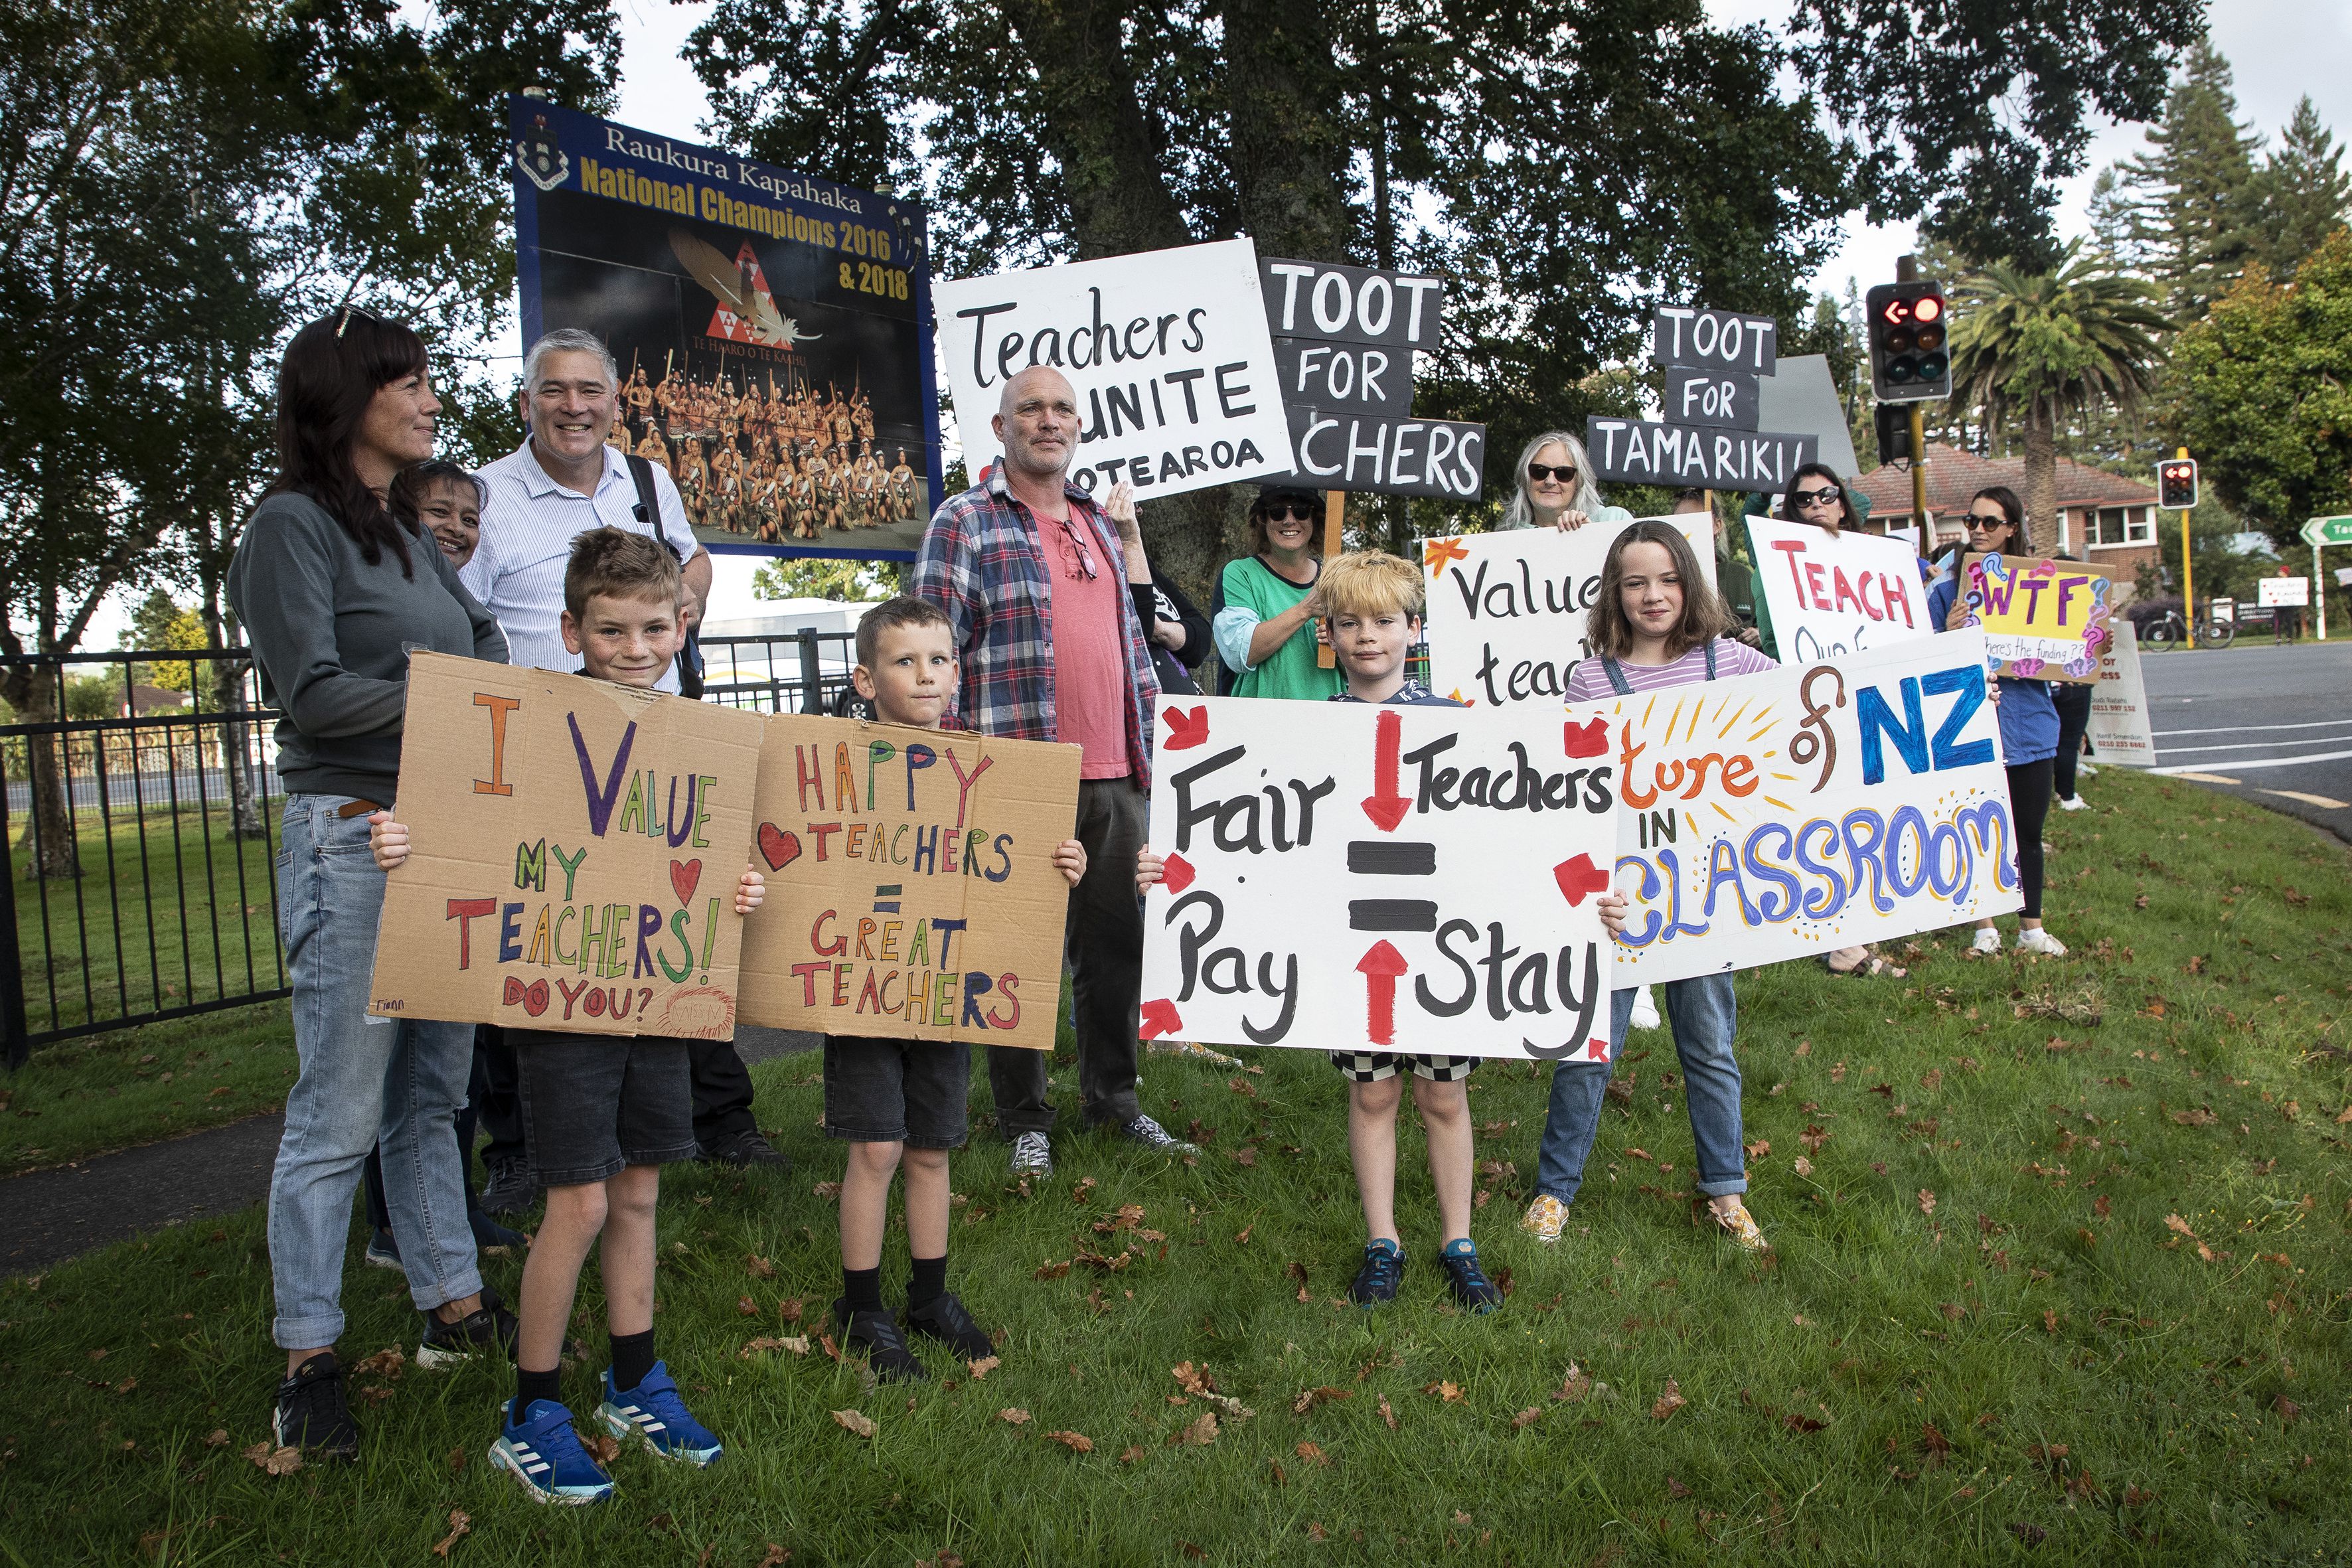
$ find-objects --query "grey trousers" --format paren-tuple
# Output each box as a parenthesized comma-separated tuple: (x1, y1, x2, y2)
(987, 776, 1146, 1136)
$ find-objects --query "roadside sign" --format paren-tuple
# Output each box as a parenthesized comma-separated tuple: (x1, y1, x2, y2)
(2301, 515, 2352, 548)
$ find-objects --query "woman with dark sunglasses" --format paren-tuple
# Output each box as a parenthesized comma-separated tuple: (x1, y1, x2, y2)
(1211, 483, 1347, 700)
(1500, 431, 1632, 532)
(1927, 485, 2065, 956)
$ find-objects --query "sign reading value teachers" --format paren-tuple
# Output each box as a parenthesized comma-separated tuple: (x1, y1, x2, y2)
(368, 653, 767, 1039)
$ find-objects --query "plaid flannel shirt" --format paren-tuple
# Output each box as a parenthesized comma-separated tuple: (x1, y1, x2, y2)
(912, 470, 1161, 787)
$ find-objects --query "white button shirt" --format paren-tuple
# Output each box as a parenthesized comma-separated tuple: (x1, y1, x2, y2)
(465, 440, 702, 693)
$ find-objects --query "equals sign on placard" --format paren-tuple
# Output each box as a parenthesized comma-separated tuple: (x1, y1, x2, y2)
(873, 883, 902, 913)
(1346, 840, 1437, 932)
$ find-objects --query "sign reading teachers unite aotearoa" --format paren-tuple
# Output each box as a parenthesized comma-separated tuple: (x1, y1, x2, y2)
(1603, 633, 2023, 986)
(933, 238, 1293, 498)
(1138, 695, 1620, 1062)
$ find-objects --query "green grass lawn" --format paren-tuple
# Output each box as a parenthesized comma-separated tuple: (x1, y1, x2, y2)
(0, 1003, 295, 1175)
(2, 764, 2347, 1565)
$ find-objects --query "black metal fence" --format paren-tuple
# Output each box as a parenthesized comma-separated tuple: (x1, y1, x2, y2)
(1, 631, 862, 1067)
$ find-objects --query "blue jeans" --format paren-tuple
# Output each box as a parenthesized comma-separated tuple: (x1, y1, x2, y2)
(1533, 974, 1747, 1206)
(268, 793, 481, 1348)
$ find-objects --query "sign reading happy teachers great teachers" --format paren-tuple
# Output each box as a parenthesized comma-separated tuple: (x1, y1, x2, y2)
(933, 238, 1294, 499)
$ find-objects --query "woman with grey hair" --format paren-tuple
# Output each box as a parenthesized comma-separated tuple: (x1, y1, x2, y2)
(1499, 431, 1634, 532)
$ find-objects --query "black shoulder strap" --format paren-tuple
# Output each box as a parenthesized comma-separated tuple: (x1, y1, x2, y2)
(625, 454, 678, 558)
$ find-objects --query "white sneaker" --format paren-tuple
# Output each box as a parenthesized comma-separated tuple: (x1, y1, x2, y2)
(2015, 927, 2068, 957)
(1970, 927, 2002, 955)
(2058, 795, 2088, 812)
(2077, 764, 2098, 779)
(1628, 985, 1662, 1031)
(1008, 1131, 1054, 1176)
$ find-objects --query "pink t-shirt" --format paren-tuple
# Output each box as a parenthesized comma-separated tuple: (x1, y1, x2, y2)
(1044, 520, 1132, 779)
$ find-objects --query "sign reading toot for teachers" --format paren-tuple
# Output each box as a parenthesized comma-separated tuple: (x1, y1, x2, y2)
(736, 718, 1081, 1051)
(1420, 517, 1717, 709)
(1602, 633, 2023, 986)
(933, 238, 1293, 499)
(1745, 515, 1932, 663)
(369, 653, 767, 1038)
(1138, 696, 1620, 1063)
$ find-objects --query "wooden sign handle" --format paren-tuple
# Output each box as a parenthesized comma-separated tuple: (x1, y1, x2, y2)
(1316, 489, 1344, 668)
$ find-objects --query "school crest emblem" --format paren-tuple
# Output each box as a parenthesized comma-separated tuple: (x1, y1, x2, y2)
(513, 114, 569, 193)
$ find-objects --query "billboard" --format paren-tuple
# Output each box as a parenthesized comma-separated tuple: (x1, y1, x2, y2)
(510, 98, 942, 560)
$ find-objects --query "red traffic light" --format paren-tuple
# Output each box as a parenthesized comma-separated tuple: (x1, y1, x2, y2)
(1913, 294, 1943, 323)
(1879, 297, 1913, 326)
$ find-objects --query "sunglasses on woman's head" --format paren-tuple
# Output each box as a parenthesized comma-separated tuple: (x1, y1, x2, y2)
(1790, 486, 1843, 508)
(1526, 463, 1578, 483)
(1262, 503, 1316, 523)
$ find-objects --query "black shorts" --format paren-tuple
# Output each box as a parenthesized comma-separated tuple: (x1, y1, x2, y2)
(823, 1034, 971, 1148)
(510, 1030, 698, 1186)
(1328, 1052, 1478, 1084)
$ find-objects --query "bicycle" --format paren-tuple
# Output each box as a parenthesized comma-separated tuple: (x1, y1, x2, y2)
(2140, 606, 2236, 650)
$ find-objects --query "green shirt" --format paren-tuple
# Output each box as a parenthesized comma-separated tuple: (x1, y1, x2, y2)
(1215, 556, 1346, 702)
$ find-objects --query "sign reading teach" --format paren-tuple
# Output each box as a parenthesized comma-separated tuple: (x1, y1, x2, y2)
(1745, 516, 1932, 663)
(1603, 634, 2023, 985)
(736, 717, 1080, 1051)
(368, 653, 767, 1038)
(1139, 696, 1619, 1063)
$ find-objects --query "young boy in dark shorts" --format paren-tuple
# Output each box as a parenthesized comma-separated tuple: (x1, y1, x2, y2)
(1137, 552, 1502, 1314)
(827, 597, 1087, 1380)
(371, 528, 766, 1503)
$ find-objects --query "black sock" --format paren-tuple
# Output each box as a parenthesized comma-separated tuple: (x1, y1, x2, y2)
(908, 1254, 947, 1309)
(512, 1365, 561, 1422)
(609, 1328, 657, 1393)
(842, 1265, 884, 1314)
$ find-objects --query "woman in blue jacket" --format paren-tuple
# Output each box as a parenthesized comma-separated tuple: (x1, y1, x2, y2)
(1928, 486, 2065, 956)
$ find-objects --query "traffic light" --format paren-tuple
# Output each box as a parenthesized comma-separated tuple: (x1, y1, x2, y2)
(1865, 281, 1950, 402)
(2157, 455, 2199, 510)
(1873, 400, 1913, 465)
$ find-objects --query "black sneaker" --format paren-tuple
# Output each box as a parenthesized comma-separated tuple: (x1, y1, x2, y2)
(418, 1284, 518, 1369)
(273, 1352, 360, 1460)
(362, 1228, 402, 1271)
(1437, 1239, 1502, 1314)
(834, 1300, 927, 1383)
(1348, 1239, 1405, 1307)
(905, 1291, 993, 1360)
(1113, 1114, 1198, 1155)
(700, 1130, 790, 1169)
(469, 1211, 526, 1253)
(478, 1154, 538, 1217)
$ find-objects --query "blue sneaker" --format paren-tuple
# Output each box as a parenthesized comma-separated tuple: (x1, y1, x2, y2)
(597, 1362, 724, 1466)
(489, 1398, 614, 1505)
(1348, 1238, 1405, 1306)
(1439, 1237, 1503, 1314)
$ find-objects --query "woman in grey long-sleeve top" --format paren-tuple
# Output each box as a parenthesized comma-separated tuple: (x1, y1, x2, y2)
(227, 309, 511, 1462)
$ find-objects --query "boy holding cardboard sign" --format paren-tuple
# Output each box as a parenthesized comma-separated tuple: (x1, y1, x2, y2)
(825, 597, 1089, 1380)
(372, 529, 766, 1504)
(1139, 552, 1503, 1313)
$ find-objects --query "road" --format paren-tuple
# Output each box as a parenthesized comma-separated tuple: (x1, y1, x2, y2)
(2136, 638, 2352, 843)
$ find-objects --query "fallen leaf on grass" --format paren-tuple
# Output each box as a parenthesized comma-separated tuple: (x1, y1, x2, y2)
(2169, 1107, 2216, 1126)
(755, 1546, 791, 1568)
(1793, 1156, 1814, 1178)
(582, 1432, 621, 1465)
(1293, 1386, 1352, 1414)
(202, 1429, 229, 1448)
(1650, 1381, 1687, 1421)
(1378, 1394, 1397, 1429)
(967, 1356, 1000, 1381)
(447, 1446, 467, 1475)
(1181, 1545, 1206, 1560)
(811, 1181, 842, 1200)
(1423, 1380, 1464, 1403)
(1173, 1411, 1219, 1447)
(1783, 1414, 1826, 1434)
(1917, 1190, 1937, 1216)
(1922, 1423, 1952, 1466)
(1172, 1362, 1218, 1396)
(745, 1253, 776, 1279)
(1667, 1475, 1691, 1499)
(1070, 1176, 1099, 1203)
(431, 1508, 471, 1559)
(1552, 1365, 1595, 1403)
(2008, 1523, 2047, 1546)
(241, 1442, 302, 1476)
(738, 1296, 762, 1316)
(1306, 1523, 1328, 1541)
(1744, 1139, 1770, 1158)
(998, 1408, 1031, 1425)
(2273, 1396, 2301, 1425)
(1045, 1430, 1094, 1453)
(1093, 1204, 1146, 1235)
(1033, 1260, 1072, 1280)
(2163, 1214, 2197, 1237)
(351, 1346, 406, 1379)
(1233, 1146, 1259, 1167)
(1295, 1441, 1331, 1465)
(832, 1409, 877, 1439)
(1510, 1408, 1543, 1431)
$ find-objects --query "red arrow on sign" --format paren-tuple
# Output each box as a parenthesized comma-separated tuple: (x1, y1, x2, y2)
(1356, 939, 1409, 1046)
(1360, 708, 1409, 831)
(1162, 706, 1210, 750)
(1139, 998, 1184, 1040)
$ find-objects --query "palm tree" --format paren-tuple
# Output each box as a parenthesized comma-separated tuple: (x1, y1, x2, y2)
(1947, 244, 2169, 546)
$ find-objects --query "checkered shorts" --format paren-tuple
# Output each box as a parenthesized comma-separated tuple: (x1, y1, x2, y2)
(1328, 1052, 1478, 1084)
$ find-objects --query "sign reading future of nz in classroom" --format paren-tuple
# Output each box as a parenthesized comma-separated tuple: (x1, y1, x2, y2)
(509, 98, 942, 561)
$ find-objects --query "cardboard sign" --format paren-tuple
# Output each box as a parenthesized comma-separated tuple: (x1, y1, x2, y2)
(1285, 406, 1486, 500)
(2086, 620, 2156, 765)
(1603, 633, 2023, 984)
(934, 238, 1292, 499)
(1745, 516, 1932, 663)
(368, 653, 767, 1038)
(1421, 516, 1719, 710)
(1663, 366, 1760, 430)
(1139, 695, 1619, 1062)
(1259, 258, 1443, 350)
(1956, 552, 2114, 681)
(1652, 307, 1777, 374)
(1585, 417, 1817, 491)
(736, 718, 1081, 1050)
(2258, 577, 2310, 607)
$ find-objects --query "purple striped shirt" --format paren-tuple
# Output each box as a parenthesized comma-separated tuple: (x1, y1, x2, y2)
(1563, 638, 1777, 702)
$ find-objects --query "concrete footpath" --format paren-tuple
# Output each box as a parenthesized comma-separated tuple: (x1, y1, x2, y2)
(0, 1026, 819, 1277)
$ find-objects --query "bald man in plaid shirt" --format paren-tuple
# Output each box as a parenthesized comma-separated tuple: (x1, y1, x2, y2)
(912, 366, 1196, 1174)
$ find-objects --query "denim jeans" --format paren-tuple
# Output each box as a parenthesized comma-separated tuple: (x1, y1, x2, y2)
(268, 793, 481, 1348)
(1533, 973, 1747, 1206)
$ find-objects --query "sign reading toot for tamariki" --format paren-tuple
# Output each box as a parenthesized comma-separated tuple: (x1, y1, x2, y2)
(735, 717, 1081, 1051)
(368, 653, 767, 1038)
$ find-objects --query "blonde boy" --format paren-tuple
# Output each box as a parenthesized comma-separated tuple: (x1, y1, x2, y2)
(828, 597, 1087, 1380)
(1140, 552, 1499, 1311)
(371, 528, 765, 1504)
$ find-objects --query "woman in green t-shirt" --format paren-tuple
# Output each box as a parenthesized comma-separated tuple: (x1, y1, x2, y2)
(1212, 483, 1346, 701)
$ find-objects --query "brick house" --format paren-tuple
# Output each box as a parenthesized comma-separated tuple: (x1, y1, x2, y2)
(1851, 443, 2163, 597)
